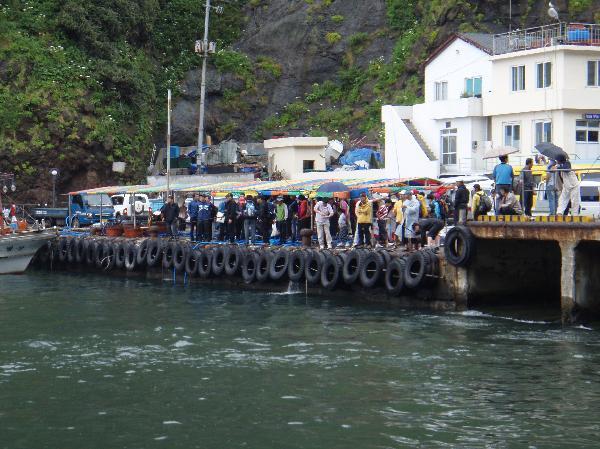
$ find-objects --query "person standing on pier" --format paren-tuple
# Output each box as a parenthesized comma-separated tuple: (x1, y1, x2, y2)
(519, 158, 535, 216)
(493, 155, 514, 214)
(188, 193, 200, 241)
(160, 195, 179, 239)
(257, 196, 273, 245)
(275, 196, 288, 245)
(375, 199, 390, 247)
(314, 197, 333, 249)
(288, 195, 298, 243)
(242, 195, 258, 245)
(297, 195, 311, 235)
(401, 192, 420, 251)
(546, 160, 559, 215)
(197, 193, 212, 242)
(223, 193, 238, 243)
(355, 193, 373, 248)
(453, 180, 470, 224)
(556, 154, 581, 216)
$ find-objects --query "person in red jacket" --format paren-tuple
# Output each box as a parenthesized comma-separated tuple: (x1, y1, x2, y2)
(297, 195, 311, 232)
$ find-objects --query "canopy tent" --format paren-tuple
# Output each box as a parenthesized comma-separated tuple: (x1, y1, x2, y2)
(69, 176, 442, 199)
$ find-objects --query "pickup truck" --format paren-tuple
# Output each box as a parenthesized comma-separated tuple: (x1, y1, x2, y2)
(30, 193, 114, 227)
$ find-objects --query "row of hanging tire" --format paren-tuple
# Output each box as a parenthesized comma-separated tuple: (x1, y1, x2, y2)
(52, 236, 440, 294)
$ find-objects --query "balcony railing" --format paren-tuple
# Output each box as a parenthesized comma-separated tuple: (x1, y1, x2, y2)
(493, 23, 600, 55)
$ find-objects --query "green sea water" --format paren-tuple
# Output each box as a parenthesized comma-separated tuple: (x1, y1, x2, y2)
(1, 272, 599, 449)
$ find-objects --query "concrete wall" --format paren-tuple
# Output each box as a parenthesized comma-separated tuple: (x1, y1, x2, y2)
(147, 173, 255, 186)
(264, 137, 328, 179)
(382, 106, 439, 179)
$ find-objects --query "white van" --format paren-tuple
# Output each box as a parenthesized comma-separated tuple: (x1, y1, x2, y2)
(579, 181, 600, 218)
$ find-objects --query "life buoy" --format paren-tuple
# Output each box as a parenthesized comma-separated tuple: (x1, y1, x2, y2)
(269, 250, 289, 281)
(444, 226, 475, 267)
(385, 258, 406, 295)
(320, 253, 342, 290)
(287, 250, 305, 282)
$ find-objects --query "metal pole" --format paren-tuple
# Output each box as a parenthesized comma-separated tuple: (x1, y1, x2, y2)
(167, 89, 172, 196)
(197, 0, 211, 170)
(68, 194, 72, 228)
(52, 177, 56, 208)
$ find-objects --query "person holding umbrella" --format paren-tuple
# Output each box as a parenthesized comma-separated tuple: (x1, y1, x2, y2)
(556, 154, 581, 216)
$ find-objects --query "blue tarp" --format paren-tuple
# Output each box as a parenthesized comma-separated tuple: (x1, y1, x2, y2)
(338, 148, 382, 167)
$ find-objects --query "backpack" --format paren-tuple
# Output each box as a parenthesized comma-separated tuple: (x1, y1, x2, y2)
(478, 193, 492, 214)
(245, 201, 256, 218)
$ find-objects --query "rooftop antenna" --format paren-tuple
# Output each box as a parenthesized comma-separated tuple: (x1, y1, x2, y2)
(548, 2, 559, 22)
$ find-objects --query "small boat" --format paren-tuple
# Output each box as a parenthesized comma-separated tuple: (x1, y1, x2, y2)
(0, 229, 56, 274)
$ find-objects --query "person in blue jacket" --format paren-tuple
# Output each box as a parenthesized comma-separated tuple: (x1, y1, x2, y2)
(197, 193, 213, 242)
(188, 193, 200, 241)
(492, 155, 514, 214)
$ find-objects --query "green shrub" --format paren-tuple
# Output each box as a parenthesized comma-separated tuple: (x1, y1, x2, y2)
(256, 56, 282, 78)
(325, 32, 342, 45)
(331, 15, 344, 23)
(349, 32, 369, 50)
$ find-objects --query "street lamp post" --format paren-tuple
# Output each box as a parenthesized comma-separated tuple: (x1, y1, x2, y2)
(50, 169, 59, 207)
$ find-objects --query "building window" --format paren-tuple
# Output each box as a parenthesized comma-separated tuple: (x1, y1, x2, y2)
(440, 128, 457, 165)
(302, 160, 315, 172)
(511, 65, 525, 91)
(588, 61, 600, 87)
(504, 123, 521, 148)
(464, 77, 482, 97)
(576, 120, 599, 143)
(536, 62, 552, 88)
(534, 120, 552, 145)
(435, 81, 448, 100)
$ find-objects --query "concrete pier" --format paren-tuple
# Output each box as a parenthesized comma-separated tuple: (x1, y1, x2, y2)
(466, 222, 600, 323)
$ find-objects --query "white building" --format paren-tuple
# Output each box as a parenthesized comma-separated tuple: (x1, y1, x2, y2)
(263, 137, 328, 179)
(383, 23, 600, 178)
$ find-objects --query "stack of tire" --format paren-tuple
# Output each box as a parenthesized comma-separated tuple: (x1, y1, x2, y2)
(50, 236, 441, 295)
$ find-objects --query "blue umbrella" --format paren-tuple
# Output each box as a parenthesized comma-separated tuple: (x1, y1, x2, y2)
(316, 182, 349, 198)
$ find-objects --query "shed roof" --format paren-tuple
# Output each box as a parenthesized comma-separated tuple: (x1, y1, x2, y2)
(425, 32, 494, 67)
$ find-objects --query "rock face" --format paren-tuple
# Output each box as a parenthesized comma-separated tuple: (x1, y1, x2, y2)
(172, 0, 394, 144)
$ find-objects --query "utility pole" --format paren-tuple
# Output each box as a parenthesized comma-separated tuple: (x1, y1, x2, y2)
(167, 89, 172, 195)
(195, 1, 221, 172)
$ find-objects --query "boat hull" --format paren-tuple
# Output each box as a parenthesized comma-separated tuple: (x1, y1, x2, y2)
(0, 231, 56, 274)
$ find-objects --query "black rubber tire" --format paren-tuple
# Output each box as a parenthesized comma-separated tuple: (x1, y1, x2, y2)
(359, 251, 384, 288)
(146, 239, 162, 267)
(287, 250, 305, 282)
(172, 243, 187, 272)
(212, 246, 227, 276)
(342, 250, 363, 285)
(162, 243, 175, 269)
(404, 251, 427, 289)
(320, 253, 342, 290)
(385, 258, 406, 295)
(269, 250, 289, 281)
(136, 239, 149, 267)
(444, 226, 475, 267)
(185, 249, 200, 276)
(75, 238, 86, 263)
(85, 241, 97, 265)
(224, 246, 242, 276)
(94, 241, 105, 268)
(197, 249, 213, 279)
(115, 242, 126, 269)
(256, 250, 272, 283)
(304, 250, 324, 285)
(241, 252, 259, 284)
(103, 243, 116, 271)
(67, 238, 77, 263)
(378, 250, 392, 267)
(57, 237, 69, 262)
(124, 243, 137, 271)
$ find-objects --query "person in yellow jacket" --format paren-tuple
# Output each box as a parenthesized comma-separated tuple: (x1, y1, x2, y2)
(355, 192, 373, 247)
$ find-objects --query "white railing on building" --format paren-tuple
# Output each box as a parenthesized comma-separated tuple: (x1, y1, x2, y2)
(493, 23, 600, 55)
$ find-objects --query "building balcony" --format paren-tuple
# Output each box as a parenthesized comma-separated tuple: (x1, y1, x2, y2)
(493, 23, 600, 56)
(430, 97, 483, 120)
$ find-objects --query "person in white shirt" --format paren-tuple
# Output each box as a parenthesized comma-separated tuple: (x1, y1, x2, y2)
(314, 197, 333, 249)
